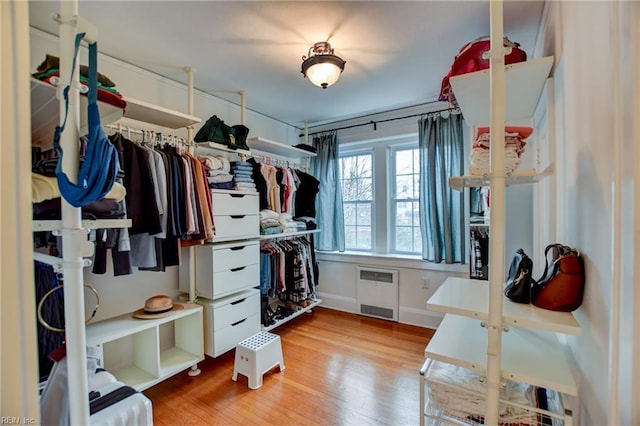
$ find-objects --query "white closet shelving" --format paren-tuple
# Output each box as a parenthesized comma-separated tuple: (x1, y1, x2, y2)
(30, 13, 204, 422)
(249, 137, 322, 331)
(85, 303, 203, 391)
(248, 136, 317, 158)
(30, 78, 201, 149)
(422, 5, 576, 424)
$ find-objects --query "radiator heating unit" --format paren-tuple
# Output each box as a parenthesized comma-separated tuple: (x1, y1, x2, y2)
(356, 267, 399, 321)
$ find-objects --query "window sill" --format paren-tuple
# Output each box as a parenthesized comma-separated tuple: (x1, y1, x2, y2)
(316, 251, 468, 273)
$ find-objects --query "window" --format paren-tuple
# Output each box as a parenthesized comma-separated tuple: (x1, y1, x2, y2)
(338, 140, 422, 256)
(340, 152, 373, 251)
(390, 146, 422, 254)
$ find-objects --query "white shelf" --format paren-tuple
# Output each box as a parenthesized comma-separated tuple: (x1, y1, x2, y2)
(449, 166, 553, 191)
(260, 229, 321, 240)
(427, 277, 581, 336)
(263, 298, 322, 332)
(33, 218, 132, 232)
(30, 78, 124, 148)
(450, 56, 554, 126)
(123, 97, 201, 129)
(248, 136, 316, 159)
(86, 303, 201, 344)
(424, 314, 578, 396)
(86, 303, 203, 391)
(194, 141, 251, 157)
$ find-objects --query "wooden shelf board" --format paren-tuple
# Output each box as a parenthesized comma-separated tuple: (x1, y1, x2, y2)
(450, 56, 554, 126)
(262, 299, 322, 332)
(123, 97, 201, 129)
(248, 136, 316, 159)
(424, 314, 578, 396)
(427, 277, 581, 336)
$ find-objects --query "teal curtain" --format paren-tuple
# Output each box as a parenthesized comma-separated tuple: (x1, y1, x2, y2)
(418, 113, 465, 263)
(311, 132, 345, 251)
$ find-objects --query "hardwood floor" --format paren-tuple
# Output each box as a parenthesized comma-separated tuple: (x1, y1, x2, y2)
(144, 307, 434, 426)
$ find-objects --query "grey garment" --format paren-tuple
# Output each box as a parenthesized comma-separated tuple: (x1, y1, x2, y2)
(129, 233, 158, 268)
(40, 346, 101, 426)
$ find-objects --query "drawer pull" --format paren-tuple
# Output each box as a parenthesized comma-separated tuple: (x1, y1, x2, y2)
(229, 194, 246, 198)
(231, 318, 247, 327)
(230, 246, 247, 251)
(230, 298, 246, 305)
(230, 215, 246, 219)
(230, 266, 246, 272)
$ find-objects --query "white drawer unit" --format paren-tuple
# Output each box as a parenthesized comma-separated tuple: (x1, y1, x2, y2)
(190, 240, 260, 299)
(211, 190, 259, 216)
(198, 289, 261, 357)
(210, 190, 259, 242)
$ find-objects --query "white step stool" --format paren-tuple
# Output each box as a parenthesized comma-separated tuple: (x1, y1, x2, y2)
(232, 331, 285, 389)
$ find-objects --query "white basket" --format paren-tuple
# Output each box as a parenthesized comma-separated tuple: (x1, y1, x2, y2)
(423, 359, 568, 426)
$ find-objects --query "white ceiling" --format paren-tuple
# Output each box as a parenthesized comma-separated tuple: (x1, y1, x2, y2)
(28, 1, 545, 128)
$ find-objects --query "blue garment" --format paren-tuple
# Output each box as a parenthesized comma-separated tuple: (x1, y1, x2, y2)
(54, 33, 119, 207)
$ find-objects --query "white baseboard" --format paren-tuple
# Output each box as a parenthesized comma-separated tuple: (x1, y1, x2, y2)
(399, 306, 441, 330)
(316, 292, 356, 313)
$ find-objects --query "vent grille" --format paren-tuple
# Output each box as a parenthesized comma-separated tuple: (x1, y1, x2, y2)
(359, 270, 394, 283)
(360, 304, 394, 319)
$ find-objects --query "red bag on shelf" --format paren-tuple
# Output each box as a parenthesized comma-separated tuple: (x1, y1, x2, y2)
(439, 36, 527, 106)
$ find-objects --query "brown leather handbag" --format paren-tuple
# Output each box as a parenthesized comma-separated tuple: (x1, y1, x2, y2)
(533, 244, 585, 312)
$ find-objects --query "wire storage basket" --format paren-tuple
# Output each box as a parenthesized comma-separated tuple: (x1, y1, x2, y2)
(422, 359, 570, 426)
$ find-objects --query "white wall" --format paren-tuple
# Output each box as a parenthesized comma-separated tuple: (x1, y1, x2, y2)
(29, 28, 297, 322)
(536, 2, 640, 424)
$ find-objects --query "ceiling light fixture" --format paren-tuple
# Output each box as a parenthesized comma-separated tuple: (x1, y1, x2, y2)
(301, 41, 346, 89)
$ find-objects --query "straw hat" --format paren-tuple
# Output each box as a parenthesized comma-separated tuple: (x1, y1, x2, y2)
(132, 295, 184, 319)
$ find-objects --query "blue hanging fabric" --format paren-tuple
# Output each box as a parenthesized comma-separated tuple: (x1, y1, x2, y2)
(53, 32, 119, 208)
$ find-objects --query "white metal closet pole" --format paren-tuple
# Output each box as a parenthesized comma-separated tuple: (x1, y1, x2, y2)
(57, 1, 96, 424)
(485, 1, 507, 424)
(184, 66, 197, 303)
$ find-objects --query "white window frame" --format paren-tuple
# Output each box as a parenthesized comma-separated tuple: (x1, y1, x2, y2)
(339, 149, 375, 252)
(389, 143, 421, 255)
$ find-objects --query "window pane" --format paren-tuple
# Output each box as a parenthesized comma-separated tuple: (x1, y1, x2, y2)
(356, 226, 372, 250)
(340, 152, 373, 252)
(344, 203, 356, 226)
(396, 201, 413, 226)
(345, 225, 357, 249)
(391, 147, 420, 255)
(357, 203, 371, 226)
(395, 175, 412, 199)
(359, 155, 372, 178)
(395, 150, 413, 174)
(358, 177, 373, 200)
(395, 226, 413, 252)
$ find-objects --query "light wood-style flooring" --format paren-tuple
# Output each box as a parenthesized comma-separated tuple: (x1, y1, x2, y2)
(144, 307, 434, 426)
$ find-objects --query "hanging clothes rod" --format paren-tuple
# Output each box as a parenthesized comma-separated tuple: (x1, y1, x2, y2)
(298, 106, 460, 138)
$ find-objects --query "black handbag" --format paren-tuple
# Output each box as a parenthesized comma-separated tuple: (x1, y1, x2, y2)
(504, 248, 535, 304)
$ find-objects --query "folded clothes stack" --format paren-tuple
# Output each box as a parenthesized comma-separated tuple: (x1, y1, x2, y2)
(32, 54, 127, 110)
(198, 154, 234, 190)
(468, 126, 532, 176)
(230, 161, 256, 192)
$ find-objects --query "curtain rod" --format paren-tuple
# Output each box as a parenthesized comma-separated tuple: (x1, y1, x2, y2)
(297, 107, 460, 138)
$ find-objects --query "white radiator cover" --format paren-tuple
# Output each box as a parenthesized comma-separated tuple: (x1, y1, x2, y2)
(356, 267, 399, 322)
